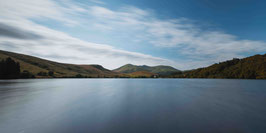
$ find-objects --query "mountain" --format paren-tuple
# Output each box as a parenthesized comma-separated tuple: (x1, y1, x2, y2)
(114, 64, 180, 75)
(113, 64, 146, 73)
(0, 50, 120, 78)
(172, 54, 266, 79)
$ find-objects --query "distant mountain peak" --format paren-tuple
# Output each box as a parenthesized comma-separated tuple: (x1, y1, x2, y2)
(114, 64, 180, 75)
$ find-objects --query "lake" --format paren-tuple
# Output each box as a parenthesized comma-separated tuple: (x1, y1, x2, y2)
(0, 79, 266, 133)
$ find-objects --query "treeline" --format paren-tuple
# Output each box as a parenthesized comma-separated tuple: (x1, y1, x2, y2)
(0, 57, 52, 79)
(172, 54, 266, 79)
(0, 57, 36, 79)
(0, 57, 20, 79)
(72, 74, 156, 78)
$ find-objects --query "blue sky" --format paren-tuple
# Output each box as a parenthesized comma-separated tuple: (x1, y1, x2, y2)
(0, 0, 266, 70)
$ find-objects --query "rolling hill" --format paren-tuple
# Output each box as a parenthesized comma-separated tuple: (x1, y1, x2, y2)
(114, 64, 180, 75)
(172, 54, 266, 79)
(0, 50, 120, 78)
(1, 50, 265, 79)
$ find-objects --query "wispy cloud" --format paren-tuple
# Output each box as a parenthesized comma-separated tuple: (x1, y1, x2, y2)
(0, 0, 265, 70)
(88, 0, 106, 5)
(0, 19, 176, 69)
(85, 5, 266, 64)
(0, 23, 43, 40)
(0, 0, 177, 69)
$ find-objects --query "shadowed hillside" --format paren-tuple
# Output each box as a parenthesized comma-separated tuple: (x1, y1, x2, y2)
(172, 54, 266, 79)
(0, 50, 120, 78)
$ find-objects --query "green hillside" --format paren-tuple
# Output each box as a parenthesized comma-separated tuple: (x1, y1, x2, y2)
(114, 64, 180, 75)
(0, 50, 120, 78)
(172, 54, 266, 79)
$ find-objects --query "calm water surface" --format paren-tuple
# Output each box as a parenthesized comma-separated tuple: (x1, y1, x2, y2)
(0, 79, 266, 133)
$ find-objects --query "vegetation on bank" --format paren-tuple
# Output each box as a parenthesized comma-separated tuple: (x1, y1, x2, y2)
(171, 54, 266, 79)
(0, 57, 21, 79)
(126, 71, 158, 78)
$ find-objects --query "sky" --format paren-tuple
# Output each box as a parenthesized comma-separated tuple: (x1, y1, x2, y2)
(0, 0, 266, 70)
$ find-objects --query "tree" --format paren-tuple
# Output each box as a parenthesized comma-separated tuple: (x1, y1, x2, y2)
(20, 70, 35, 78)
(75, 74, 83, 78)
(37, 71, 47, 76)
(48, 71, 54, 76)
(0, 57, 20, 79)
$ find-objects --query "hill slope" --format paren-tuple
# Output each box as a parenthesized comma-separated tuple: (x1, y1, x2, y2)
(173, 54, 266, 79)
(0, 50, 120, 78)
(127, 71, 158, 78)
(114, 64, 180, 75)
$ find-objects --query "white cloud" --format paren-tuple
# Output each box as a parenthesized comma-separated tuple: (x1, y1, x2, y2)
(0, 0, 87, 26)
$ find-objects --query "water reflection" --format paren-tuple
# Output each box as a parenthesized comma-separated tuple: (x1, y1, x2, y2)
(0, 79, 266, 133)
